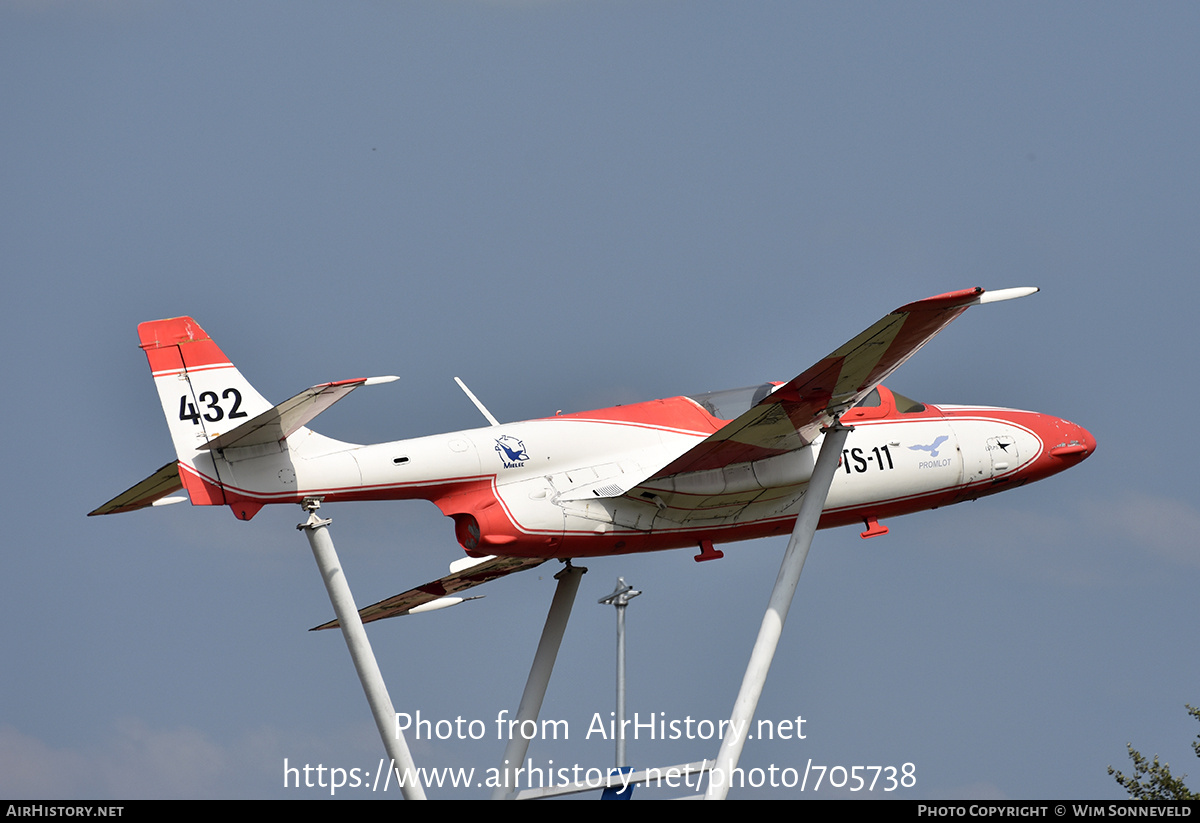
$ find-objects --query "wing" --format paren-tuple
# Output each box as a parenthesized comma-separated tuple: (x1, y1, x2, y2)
(646, 287, 1036, 480)
(311, 554, 549, 630)
(88, 462, 185, 516)
(590, 287, 1037, 526)
(551, 286, 1036, 507)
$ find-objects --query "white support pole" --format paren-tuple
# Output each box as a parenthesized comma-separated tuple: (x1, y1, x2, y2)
(492, 563, 586, 799)
(615, 599, 628, 768)
(598, 577, 640, 769)
(298, 500, 426, 800)
(704, 421, 853, 800)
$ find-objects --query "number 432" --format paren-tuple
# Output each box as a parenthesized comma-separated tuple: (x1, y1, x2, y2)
(179, 388, 248, 425)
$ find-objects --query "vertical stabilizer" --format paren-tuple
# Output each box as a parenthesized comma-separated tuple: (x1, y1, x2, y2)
(138, 317, 273, 510)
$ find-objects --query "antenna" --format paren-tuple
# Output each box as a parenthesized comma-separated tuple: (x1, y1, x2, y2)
(453, 376, 500, 426)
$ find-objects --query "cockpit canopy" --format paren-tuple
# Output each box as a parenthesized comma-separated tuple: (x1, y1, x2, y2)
(686, 383, 780, 420)
(686, 383, 926, 422)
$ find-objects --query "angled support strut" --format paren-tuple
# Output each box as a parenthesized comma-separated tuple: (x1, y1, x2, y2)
(492, 562, 587, 799)
(298, 498, 426, 800)
(705, 419, 853, 800)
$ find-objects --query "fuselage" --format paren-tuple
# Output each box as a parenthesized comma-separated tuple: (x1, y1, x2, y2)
(178, 385, 1095, 559)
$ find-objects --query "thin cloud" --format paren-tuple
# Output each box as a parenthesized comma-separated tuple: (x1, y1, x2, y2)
(1082, 493, 1200, 570)
(0, 720, 279, 798)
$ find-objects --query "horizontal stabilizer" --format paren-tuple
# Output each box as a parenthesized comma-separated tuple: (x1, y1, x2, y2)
(88, 462, 184, 516)
(311, 553, 547, 630)
(200, 376, 398, 452)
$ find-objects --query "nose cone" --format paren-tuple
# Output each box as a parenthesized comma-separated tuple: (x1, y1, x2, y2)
(941, 405, 1094, 490)
(1044, 417, 1097, 462)
(1024, 414, 1096, 483)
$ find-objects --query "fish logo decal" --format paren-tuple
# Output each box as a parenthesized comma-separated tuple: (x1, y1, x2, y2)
(908, 435, 949, 458)
(495, 435, 529, 468)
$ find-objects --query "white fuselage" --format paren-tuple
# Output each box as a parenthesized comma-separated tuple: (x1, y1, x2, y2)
(179, 386, 1090, 558)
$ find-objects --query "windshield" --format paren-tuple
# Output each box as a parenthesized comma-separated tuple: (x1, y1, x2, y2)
(890, 389, 926, 414)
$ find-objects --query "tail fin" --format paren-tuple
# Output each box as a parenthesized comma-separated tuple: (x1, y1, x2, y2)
(139, 317, 274, 514)
(135, 317, 395, 520)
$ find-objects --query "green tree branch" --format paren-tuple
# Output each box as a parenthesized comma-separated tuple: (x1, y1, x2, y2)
(1108, 704, 1199, 800)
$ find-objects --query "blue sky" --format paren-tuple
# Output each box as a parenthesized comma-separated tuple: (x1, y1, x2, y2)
(2, 2, 1197, 799)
